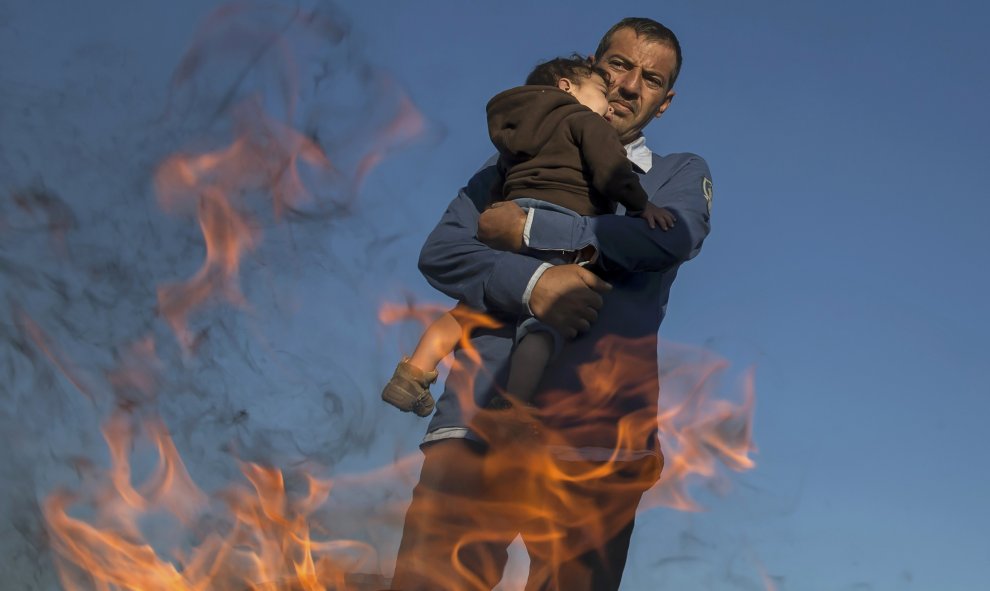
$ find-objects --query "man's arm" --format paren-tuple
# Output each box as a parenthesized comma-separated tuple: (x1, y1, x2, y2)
(417, 164, 542, 317)
(484, 155, 712, 274)
(419, 163, 611, 337)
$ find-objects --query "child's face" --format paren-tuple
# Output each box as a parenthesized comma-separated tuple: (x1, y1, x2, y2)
(562, 74, 614, 121)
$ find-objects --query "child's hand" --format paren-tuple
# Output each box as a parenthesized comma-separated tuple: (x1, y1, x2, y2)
(637, 203, 677, 230)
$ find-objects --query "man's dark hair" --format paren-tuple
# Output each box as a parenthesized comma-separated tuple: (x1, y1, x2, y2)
(594, 17, 682, 89)
(525, 54, 608, 87)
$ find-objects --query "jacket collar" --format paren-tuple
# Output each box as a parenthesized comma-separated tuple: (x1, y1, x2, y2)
(624, 135, 653, 173)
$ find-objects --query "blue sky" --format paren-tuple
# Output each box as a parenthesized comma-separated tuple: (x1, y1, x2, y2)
(1, 1, 988, 589)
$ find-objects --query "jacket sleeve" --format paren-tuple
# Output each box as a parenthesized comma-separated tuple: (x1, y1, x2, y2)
(418, 162, 544, 316)
(525, 155, 712, 273)
(571, 114, 650, 213)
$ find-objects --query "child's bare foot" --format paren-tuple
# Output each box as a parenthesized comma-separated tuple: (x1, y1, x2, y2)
(381, 359, 437, 417)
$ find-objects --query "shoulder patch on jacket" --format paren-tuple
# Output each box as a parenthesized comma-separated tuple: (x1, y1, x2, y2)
(702, 177, 713, 214)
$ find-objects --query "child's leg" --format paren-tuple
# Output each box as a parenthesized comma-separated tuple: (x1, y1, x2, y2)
(382, 308, 464, 417)
(473, 330, 552, 444)
(408, 311, 463, 373)
(505, 331, 554, 404)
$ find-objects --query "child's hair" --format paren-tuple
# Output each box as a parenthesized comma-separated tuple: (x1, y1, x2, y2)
(525, 54, 610, 87)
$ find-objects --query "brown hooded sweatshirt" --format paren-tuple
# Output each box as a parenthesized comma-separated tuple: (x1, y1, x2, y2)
(486, 85, 648, 216)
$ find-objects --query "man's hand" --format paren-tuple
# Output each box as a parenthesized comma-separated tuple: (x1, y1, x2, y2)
(529, 264, 611, 338)
(478, 201, 527, 252)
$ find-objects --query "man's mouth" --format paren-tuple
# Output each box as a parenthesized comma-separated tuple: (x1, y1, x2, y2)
(610, 100, 634, 115)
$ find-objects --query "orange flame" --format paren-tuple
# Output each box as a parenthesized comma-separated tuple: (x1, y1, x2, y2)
(643, 345, 756, 512)
(37, 3, 428, 586)
(382, 301, 756, 506)
(153, 102, 337, 348)
(37, 149, 756, 591)
(30, 0, 755, 585)
(379, 300, 758, 588)
(36, 222, 756, 590)
(45, 410, 394, 590)
(150, 0, 427, 349)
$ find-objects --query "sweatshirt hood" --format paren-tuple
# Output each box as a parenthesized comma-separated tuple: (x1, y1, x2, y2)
(486, 86, 591, 161)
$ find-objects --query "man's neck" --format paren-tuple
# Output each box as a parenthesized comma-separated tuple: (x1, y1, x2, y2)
(621, 132, 644, 147)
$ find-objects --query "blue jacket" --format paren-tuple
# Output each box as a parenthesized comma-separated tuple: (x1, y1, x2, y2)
(418, 151, 712, 456)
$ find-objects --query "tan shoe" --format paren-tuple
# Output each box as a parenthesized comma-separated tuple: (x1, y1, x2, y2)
(381, 359, 437, 417)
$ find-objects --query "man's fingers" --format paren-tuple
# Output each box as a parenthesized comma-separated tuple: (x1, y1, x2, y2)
(571, 305, 597, 327)
(585, 290, 605, 311)
(530, 264, 611, 336)
(580, 269, 612, 294)
(573, 318, 592, 334)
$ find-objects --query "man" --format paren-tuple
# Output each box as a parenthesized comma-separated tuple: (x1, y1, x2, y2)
(392, 18, 713, 591)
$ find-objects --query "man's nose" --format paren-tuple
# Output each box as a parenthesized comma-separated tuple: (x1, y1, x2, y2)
(616, 69, 642, 97)
(606, 104, 615, 117)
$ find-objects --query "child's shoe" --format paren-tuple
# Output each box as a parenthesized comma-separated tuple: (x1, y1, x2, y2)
(381, 358, 437, 417)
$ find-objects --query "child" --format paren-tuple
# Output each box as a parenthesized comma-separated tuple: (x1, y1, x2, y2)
(382, 56, 674, 419)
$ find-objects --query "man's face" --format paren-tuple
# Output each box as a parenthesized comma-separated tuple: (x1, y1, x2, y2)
(597, 28, 678, 144)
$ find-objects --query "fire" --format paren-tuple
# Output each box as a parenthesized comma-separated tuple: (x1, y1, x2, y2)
(44, 410, 386, 590)
(646, 345, 756, 512)
(151, 0, 424, 350)
(153, 102, 337, 348)
(33, 3, 425, 588)
(40, 306, 756, 590)
(382, 301, 756, 507)
(380, 300, 758, 588)
(45, 412, 207, 591)
(21, 1, 758, 588)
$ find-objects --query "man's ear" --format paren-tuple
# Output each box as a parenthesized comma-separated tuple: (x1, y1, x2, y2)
(557, 78, 573, 92)
(655, 90, 676, 119)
